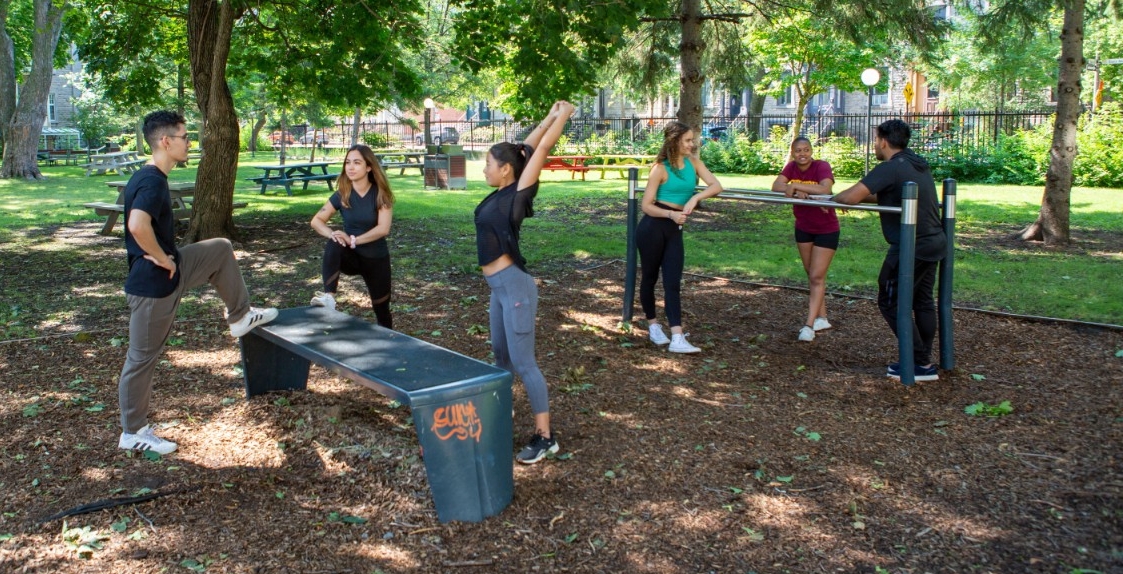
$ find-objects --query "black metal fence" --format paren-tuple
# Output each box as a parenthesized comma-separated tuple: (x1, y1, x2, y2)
(283, 110, 1055, 155)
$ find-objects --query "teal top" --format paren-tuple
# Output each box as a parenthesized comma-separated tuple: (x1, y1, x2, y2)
(655, 158, 697, 206)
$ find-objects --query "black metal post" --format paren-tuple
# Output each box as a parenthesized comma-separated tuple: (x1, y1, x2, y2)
(939, 179, 957, 371)
(897, 182, 918, 386)
(623, 168, 639, 322)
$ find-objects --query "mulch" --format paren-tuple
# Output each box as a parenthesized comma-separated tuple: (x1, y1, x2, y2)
(0, 218, 1120, 573)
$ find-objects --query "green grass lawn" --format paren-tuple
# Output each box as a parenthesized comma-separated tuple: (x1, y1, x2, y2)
(2, 154, 1120, 324)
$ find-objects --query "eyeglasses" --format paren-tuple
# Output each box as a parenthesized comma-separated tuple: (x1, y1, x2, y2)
(167, 134, 190, 142)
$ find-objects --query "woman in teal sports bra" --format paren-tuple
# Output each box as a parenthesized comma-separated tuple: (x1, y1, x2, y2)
(636, 121, 723, 353)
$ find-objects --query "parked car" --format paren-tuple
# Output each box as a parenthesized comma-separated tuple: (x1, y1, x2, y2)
(299, 132, 329, 145)
(415, 126, 459, 146)
(269, 130, 295, 145)
(701, 124, 729, 143)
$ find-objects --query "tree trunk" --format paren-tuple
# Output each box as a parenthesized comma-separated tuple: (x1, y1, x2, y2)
(185, 0, 242, 242)
(677, 0, 705, 132)
(250, 113, 267, 152)
(792, 85, 807, 143)
(0, 1, 15, 152)
(1017, 0, 1082, 245)
(351, 107, 361, 146)
(0, 0, 65, 180)
(745, 70, 766, 141)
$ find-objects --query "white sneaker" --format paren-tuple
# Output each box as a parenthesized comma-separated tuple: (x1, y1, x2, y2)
(798, 325, 815, 342)
(310, 292, 336, 310)
(668, 333, 701, 354)
(119, 425, 177, 455)
(648, 323, 670, 345)
(813, 317, 832, 331)
(229, 307, 278, 337)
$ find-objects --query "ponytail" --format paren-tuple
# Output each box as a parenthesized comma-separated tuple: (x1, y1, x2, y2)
(489, 141, 535, 181)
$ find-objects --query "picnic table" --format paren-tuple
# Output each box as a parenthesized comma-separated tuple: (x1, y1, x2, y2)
(83, 180, 246, 235)
(587, 154, 656, 179)
(82, 151, 146, 177)
(373, 151, 425, 175)
(247, 161, 339, 196)
(542, 155, 591, 180)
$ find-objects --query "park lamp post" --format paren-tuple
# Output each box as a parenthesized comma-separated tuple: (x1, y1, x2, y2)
(861, 68, 880, 175)
(424, 97, 435, 148)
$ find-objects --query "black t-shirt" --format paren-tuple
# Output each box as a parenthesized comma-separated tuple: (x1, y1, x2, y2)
(124, 165, 181, 297)
(859, 149, 947, 261)
(475, 181, 539, 271)
(329, 188, 389, 259)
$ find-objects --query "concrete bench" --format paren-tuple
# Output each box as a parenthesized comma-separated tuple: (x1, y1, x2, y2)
(239, 306, 514, 523)
(84, 200, 247, 236)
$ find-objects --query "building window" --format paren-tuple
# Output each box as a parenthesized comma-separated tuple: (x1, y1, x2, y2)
(872, 68, 889, 106)
(776, 84, 793, 106)
(48, 94, 55, 121)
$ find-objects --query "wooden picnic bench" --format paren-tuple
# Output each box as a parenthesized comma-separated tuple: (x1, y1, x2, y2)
(240, 306, 514, 523)
(374, 151, 425, 175)
(82, 151, 146, 176)
(584, 154, 657, 179)
(542, 155, 591, 180)
(247, 162, 338, 196)
(83, 180, 246, 235)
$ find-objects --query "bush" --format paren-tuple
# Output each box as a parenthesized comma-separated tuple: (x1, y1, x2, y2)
(1075, 103, 1123, 188)
(361, 131, 394, 149)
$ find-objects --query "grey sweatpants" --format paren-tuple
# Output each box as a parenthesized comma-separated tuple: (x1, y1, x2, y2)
(118, 238, 252, 433)
(485, 265, 549, 415)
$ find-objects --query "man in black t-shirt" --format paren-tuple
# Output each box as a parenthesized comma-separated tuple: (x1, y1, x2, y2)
(832, 119, 947, 382)
(116, 111, 277, 455)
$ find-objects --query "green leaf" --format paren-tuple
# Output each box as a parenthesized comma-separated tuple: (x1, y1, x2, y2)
(111, 517, 129, 532)
(1115, 350, 1123, 358)
(22, 403, 41, 417)
(796, 392, 808, 399)
(805, 432, 822, 442)
(84, 403, 106, 412)
(971, 373, 986, 381)
(774, 475, 794, 483)
(0, 533, 13, 542)
(341, 515, 367, 524)
(604, 470, 616, 479)
(564, 532, 578, 544)
(728, 486, 743, 494)
(179, 558, 206, 572)
(142, 450, 161, 462)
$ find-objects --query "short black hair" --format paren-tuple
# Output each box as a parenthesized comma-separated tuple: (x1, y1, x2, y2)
(875, 119, 911, 150)
(143, 110, 186, 148)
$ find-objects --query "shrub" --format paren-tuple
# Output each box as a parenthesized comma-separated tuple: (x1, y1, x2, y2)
(361, 131, 394, 149)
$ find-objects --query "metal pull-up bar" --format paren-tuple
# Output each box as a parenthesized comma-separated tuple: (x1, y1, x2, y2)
(621, 168, 957, 386)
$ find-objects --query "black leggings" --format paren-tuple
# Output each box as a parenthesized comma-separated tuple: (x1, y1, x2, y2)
(878, 254, 938, 365)
(636, 215, 685, 327)
(322, 240, 393, 329)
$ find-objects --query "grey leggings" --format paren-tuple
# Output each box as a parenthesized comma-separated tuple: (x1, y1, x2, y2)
(485, 265, 549, 414)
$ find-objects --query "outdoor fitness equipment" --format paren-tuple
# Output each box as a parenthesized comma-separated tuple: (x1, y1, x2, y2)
(621, 168, 958, 386)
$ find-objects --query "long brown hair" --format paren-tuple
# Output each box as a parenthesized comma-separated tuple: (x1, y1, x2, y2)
(337, 145, 393, 210)
(655, 121, 692, 168)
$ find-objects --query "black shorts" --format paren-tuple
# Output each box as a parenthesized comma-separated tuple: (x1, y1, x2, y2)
(794, 228, 840, 250)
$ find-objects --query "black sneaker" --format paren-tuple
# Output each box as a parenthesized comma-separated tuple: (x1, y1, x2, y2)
(516, 432, 559, 465)
(887, 362, 939, 382)
(886, 362, 901, 378)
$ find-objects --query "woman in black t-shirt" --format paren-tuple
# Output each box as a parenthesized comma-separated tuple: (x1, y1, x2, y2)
(309, 145, 395, 328)
(475, 100, 575, 465)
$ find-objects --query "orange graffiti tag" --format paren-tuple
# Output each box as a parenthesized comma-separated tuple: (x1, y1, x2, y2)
(430, 401, 483, 442)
